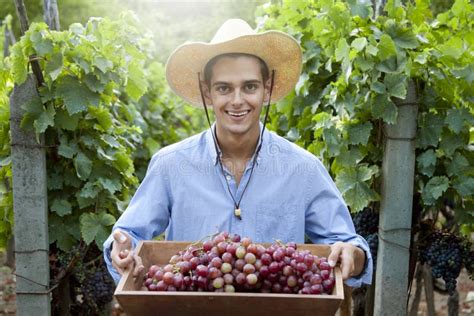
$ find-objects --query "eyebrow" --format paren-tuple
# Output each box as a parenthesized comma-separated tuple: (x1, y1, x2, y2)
(212, 80, 261, 87)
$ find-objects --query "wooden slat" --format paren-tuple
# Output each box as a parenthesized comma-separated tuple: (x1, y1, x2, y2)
(115, 241, 345, 316)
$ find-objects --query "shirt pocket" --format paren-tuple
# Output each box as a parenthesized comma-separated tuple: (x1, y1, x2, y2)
(255, 202, 298, 243)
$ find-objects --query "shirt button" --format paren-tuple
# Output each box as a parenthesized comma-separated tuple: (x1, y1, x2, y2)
(226, 175, 232, 181)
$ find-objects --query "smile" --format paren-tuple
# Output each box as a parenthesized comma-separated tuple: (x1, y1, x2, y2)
(225, 110, 250, 117)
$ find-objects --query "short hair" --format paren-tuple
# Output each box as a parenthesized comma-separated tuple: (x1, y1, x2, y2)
(203, 53, 270, 86)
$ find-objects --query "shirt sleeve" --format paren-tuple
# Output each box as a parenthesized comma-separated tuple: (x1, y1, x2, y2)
(304, 158, 373, 287)
(103, 152, 171, 284)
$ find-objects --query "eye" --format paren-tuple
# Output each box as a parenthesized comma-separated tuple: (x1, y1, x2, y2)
(245, 83, 258, 92)
(215, 85, 229, 94)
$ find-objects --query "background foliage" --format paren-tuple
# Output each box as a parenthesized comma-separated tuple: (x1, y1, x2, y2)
(259, 0, 473, 234)
(0, 12, 203, 251)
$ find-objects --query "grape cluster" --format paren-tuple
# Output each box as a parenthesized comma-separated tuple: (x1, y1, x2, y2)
(352, 207, 379, 267)
(418, 231, 469, 295)
(461, 241, 473, 280)
(80, 265, 115, 312)
(144, 232, 335, 295)
(352, 207, 379, 236)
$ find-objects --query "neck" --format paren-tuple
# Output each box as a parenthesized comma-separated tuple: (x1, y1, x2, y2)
(215, 125, 260, 161)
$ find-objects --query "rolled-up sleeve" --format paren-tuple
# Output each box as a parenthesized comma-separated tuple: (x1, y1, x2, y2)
(103, 152, 171, 284)
(304, 157, 373, 287)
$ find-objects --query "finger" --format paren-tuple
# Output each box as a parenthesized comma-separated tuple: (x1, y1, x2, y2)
(341, 257, 352, 280)
(119, 249, 129, 260)
(328, 242, 343, 268)
(339, 250, 355, 280)
(112, 260, 124, 275)
(113, 230, 130, 245)
(115, 249, 134, 269)
(133, 254, 144, 278)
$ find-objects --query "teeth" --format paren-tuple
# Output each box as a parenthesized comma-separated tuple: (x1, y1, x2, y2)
(227, 110, 250, 117)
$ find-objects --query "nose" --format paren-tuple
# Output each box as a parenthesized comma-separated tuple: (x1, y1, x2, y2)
(231, 88, 244, 106)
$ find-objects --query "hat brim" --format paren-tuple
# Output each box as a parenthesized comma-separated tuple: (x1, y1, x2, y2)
(165, 31, 302, 107)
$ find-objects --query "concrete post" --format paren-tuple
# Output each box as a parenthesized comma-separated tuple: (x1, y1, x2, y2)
(374, 80, 418, 315)
(10, 76, 51, 315)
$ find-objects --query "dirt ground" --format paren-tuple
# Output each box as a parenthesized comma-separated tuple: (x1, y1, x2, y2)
(0, 250, 472, 315)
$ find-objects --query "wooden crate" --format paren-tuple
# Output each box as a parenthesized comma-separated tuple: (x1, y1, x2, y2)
(115, 241, 344, 316)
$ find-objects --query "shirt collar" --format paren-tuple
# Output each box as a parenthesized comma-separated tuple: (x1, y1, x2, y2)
(206, 121, 267, 166)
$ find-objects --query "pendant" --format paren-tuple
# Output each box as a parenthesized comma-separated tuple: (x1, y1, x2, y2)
(234, 208, 242, 220)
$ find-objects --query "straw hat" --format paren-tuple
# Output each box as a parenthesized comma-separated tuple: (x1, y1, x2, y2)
(165, 19, 302, 107)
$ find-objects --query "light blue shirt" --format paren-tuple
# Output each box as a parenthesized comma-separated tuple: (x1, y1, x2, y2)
(103, 123, 373, 287)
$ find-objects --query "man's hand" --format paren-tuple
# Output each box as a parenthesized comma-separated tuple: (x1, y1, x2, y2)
(328, 241, 366, 280)
(110, 230, 144, 278)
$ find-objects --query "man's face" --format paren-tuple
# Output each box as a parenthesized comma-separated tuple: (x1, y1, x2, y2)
(205, 55, 269, 139)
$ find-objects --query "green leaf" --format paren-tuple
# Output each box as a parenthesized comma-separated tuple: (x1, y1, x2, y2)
(418, 113, 443, 148)
(322, 126, 342, 156)
(45, 52, 63, 81)
(335, 164, 380, 212)
(100, 213, 116, 226)
(78, 182, 99, 199)
(83, 73, 105, 93)
(366, 44, 378, 56)
(335, 38, 350, 62)
(453, 176, 474, 197)
(30, 32, 53, 55)
(422, 176, 449, 205)
(126, 62, 148, 101)
(11, 44, 28, 84)
(89, 106, 112, 130)
(80, 212, 115, 249)
(102, 135, 121, 148)
(74, 152, 92, 180)
(446, 152, 469, 177)
(371, 81, 386, 94)
(385, 20, 419, 49)
(438, 37, 463, 59)
(58, 141, 77, 159)
(440, 133, 466, 156)
(49, 215, 77, 251)
(417, 149, 437, 177)
(56, 77, 100, 115)
(51, 199, 72, 217)
(295, 73, 310, 96)
(378, 34, 397, 60)
(98, 177, 122, 194)
(34, 103, 55, 134)
(286, 127, 300, 142)
(347, 0, 372, 18)
(21, 95, 43, 116)
(332, 147, 364, 173)
(113, 152, 134, 176)
(445, 108, 467, 134)
(384, 74, 407, 99)
(48, 171, 63, 190)
(93, 56, 113, 73)
(372, 94, 398, 124)
(347, 122, 372, 145)
(55, 109, 79, 131)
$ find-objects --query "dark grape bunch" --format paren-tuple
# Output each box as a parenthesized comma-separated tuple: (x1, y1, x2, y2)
(418, 231, 472, 295)
(144, 232, 335, 295)
(365, 233, 378, 268)
(352, 207, 379, 237)
(80, 264, 115, 312)
(352, 207, 379, 268)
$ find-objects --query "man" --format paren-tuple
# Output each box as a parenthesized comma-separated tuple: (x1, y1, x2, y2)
(104, 19, 372, 287)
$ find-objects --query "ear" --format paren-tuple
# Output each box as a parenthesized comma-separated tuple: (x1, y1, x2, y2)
(200, 81, 213, 106)
(263, 78, 272, 104)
